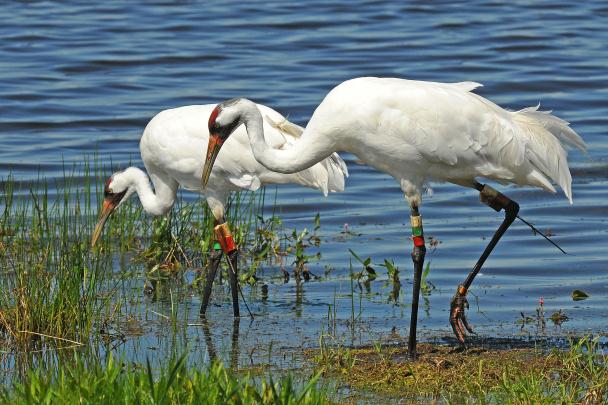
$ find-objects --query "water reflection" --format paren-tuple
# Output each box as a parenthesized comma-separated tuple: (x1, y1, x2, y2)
(201, 318, 240, 370)
(294, 282, 304, 318)
(0, 0, 607, 371)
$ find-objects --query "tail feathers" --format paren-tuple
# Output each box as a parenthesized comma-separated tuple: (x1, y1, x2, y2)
(265, 115, 304, 138)
(292, 151, 348, 196)
(266, 114, 348, 196)
(517, 106, 586, 152)
(323, 152, 349, 193)
(513, 106, 586, 204)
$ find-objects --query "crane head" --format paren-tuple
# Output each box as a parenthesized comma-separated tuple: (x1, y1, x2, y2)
(202, 98, 243, 188)
(91, 174, 129, 247)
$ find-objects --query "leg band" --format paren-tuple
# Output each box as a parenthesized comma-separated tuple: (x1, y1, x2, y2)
(479, 184, 512, 212)
(457, 284, 467, 296)
(408, 211, 426, 360)
(214, 222, 237, 254)
(413, 236, 425, 247)
(410, 215, 425, 247)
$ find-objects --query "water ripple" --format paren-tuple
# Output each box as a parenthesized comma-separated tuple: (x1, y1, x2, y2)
(0, 0, 606, 341)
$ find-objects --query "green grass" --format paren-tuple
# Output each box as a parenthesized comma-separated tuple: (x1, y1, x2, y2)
(311, 336, 608, 404)
(0, 159, 317, 354)
(2, 160, 608, 404)
(0, 163, 110, 351)
(0, 160, 328, 401)
(0, 353, 329, 404)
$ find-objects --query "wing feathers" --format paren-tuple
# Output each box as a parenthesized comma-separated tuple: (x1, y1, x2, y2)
(265, 114, 348, 195)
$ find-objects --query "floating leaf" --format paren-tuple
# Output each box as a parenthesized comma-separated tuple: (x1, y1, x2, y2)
(571, 289, 589, 301)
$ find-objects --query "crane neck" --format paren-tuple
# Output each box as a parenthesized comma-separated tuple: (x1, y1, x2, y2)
(240, 100, 334, 174)
(123, 167, 176, 216)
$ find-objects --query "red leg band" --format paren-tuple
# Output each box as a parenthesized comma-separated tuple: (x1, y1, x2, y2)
(413, 235, 425, 247)
(219, 235, 236, 253)
(214, 223, 237, 253)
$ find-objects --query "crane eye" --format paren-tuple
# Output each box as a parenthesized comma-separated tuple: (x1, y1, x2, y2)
(104, 177, 113, 196)
(217, 119, 239, 139)
(107, 188, 127, 204)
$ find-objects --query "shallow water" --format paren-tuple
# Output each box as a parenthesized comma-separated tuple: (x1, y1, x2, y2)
(1, 0, 607, 370)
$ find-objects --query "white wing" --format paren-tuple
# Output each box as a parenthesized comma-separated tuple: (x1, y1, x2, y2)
(140, 103, 348, 199)
(312, 77, 584, 201)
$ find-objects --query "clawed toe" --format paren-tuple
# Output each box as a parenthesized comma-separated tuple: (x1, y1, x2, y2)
(461, 310, 475, 335)
(450, 288, 474, 345)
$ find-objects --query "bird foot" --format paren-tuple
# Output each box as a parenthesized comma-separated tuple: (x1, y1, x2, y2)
(449, 285, 475, 345)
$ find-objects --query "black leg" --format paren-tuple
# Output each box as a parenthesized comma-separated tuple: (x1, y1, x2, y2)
(226, 250, 240, 318)
(408, 205, 426, 360)
(450, 183, 519, 344)
(200, 249, 222, 318)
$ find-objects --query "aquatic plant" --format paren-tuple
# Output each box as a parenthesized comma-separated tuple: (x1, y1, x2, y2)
(0, 163, 111, 351)
(380, 259, 401, 304)
(0, 159, 193, 353)
(0, 158, 322, 356)
(311, 336, 607, 404)
(347, 249, 377, 291)
(0, 353, 329, 404)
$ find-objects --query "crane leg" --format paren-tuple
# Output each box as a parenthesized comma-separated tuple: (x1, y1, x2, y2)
(200, 247, 222, 317)
(214, 222, 240, 317)
(450, 182, 519, 345)
(408, 205, 426, 361)
(226, 250, 240, 317)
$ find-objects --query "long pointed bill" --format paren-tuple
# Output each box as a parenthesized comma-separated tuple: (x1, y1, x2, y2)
(91, 199, 116, 248)
(201, 134, 224, 188)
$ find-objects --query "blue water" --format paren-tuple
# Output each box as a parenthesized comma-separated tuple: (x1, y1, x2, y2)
(1, 1, 607, 367)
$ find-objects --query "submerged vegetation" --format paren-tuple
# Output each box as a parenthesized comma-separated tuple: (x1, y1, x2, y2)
(0, 161, 336, 401)
(0, 161, 317, 353)
(1, 162, 606, 404)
